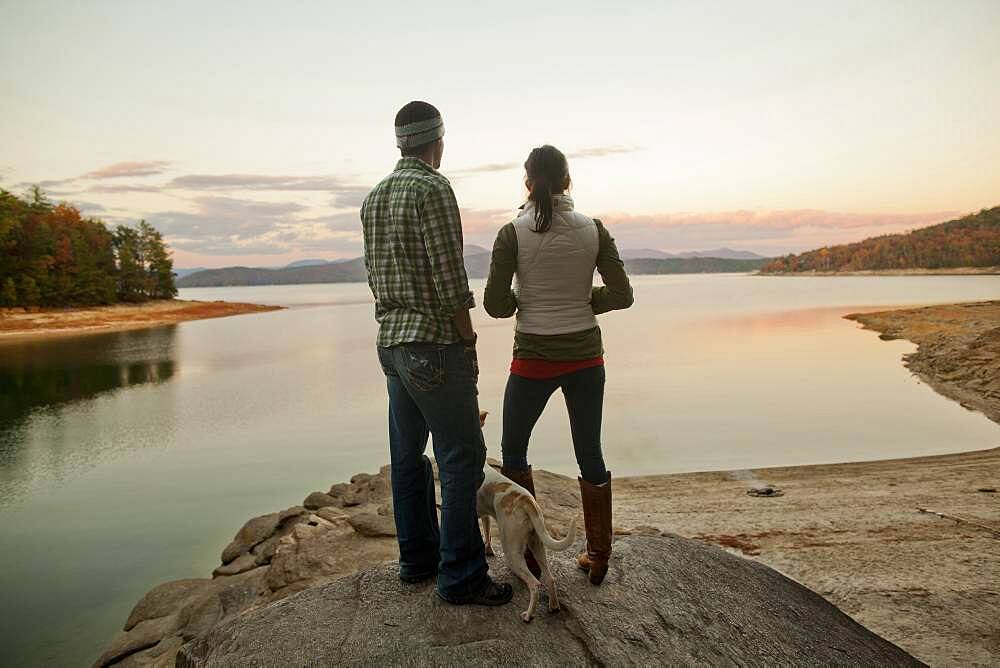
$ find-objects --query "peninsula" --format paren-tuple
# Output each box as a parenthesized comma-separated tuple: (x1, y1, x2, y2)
(0, 299, 282, 343)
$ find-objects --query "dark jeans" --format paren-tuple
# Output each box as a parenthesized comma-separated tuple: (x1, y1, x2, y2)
(377, 341, 489, 600)
(501, 365, 609, 485)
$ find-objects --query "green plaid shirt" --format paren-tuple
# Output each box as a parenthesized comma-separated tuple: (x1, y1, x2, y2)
(361, 158, 475, 347)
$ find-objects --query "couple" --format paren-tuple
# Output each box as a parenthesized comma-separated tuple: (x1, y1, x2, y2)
(360, 101, 634, 607)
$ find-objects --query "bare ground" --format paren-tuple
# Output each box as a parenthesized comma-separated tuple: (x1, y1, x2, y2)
(0, 299, 282, 343)
(610, 447, 1000, 667)
(846, 300, 1000, 425)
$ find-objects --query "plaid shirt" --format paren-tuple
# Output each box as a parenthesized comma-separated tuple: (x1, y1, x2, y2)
(361, 158, 475, 347)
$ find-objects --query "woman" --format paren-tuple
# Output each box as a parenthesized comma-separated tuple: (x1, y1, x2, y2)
(484, 145, 634, 585)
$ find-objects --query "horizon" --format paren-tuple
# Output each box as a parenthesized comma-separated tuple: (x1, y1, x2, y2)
(2, 1, 998, 268)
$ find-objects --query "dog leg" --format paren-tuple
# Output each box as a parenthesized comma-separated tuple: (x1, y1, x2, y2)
(501, 526, 539, 623)
(481, 515, 494, 556)
(528, 533, 560, 613)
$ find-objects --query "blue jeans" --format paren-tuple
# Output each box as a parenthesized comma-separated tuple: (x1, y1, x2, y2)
(501, 365, 609, 485)
(377, 342, 489, 600)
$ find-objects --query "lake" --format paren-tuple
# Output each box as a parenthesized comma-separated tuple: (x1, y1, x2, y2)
(1, 274, 998, 665)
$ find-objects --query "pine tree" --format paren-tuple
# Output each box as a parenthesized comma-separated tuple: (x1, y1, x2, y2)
(137, 220, 175, 298)
(1, 277, 16, 307)
(141, 222, 177, 299)
(114, 226, 143, 302)
(19, 276, 40, 306)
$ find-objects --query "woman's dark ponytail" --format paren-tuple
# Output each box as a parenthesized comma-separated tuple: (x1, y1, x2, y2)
(525, 145, 570, 234)
(530, 178, 553, 233)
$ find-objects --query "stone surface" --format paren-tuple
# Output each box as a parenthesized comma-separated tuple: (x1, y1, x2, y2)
(94, 567, 269, 666)
(123, 578, 211, 631)
(212, 553, 256, 577)
(96, 614, 180, 667)
(302, 491, 340, 509)
(178, 535, 922, 667)
(263, 520, 397, 596)
(346, 511, 397, 537)
(219, 511, 282, 564)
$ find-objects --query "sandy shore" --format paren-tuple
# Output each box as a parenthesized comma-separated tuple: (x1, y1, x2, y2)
(0, 299, 282, 343)
(612, 447, 1000, 666)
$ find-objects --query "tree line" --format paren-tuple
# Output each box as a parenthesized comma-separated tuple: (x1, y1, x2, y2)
(0, 187, 176, 308)
(761, 206, 1000, 273)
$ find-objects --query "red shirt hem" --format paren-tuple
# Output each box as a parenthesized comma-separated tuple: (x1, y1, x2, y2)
(510, 356, 604, 380)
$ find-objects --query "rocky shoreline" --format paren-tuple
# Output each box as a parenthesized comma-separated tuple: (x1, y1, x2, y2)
(846, 300, 1000, 426)
(0, 299, 282, 343)
(96, 300, 1000, 667)
(97, 446, 1000, 667)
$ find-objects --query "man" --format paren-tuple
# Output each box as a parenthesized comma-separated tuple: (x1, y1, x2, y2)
(360, 101, 512, 606)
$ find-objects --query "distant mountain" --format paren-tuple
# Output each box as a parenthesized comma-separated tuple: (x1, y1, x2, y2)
(620, 248, 676, 260)
(677, 248, 766, 260)
(760, 206, 1000, 273)
(620, 247, 766, 260)
(174, 267, 208, 279)
(285, 259, 331, 268)
(463, 244, 490, 257)
(624, 257, 769, 274)
(177, 247, 765, 288)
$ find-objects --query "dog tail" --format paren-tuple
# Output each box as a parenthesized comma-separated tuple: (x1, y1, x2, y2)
(528, 503, 577, 551)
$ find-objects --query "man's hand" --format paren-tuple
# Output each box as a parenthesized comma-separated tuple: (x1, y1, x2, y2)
(453, 308, 476, 342)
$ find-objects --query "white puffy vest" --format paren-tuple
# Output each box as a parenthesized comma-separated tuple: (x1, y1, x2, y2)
(512, 194, 599, 335)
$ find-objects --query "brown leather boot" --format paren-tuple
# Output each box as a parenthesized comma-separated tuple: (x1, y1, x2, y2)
(577, 473, 612, 585)
(500, 465, 541, 578)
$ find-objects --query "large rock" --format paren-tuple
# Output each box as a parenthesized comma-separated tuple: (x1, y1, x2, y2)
(177, 535, 922, 667)
(219, 506, 306, 565)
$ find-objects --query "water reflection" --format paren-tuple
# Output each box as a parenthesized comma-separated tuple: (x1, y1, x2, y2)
(0, 327, 177, 427)
(0, 327, 178, 505)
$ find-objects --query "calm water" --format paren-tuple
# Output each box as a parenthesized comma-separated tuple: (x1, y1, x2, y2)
(1, 274, 998, 665)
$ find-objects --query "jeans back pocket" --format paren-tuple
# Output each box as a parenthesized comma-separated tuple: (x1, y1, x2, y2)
(401, 345, 446, 392)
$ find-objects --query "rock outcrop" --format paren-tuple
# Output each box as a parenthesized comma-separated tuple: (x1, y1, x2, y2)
(98, 462, 922, 667)
(177, 534, 922, 667)
(96, 461, 589, 667)
(94, 466, 403, 667)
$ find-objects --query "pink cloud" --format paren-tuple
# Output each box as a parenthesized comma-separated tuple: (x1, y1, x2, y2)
(82, 161, 171, 179)
(597, 209, 958, 232)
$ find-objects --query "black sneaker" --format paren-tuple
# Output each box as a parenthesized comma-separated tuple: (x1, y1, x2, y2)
(436, 578, 513, 606)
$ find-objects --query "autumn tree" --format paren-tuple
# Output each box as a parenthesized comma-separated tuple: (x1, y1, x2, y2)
(0, 187, 175, 306)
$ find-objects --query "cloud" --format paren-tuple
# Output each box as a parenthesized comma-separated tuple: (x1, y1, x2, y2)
(596, 208, 960, 255)
(88, 183, 164, 193)
(152, 196, 306, 237)
(165, 173, 370, 208)
(600, 209, 956, 233)
(459, 207, 514, 234)
(10, 177, 80, 195)
(329, 185, 371, 208)
(566, 145, 641, 159)
(450, 161, 521, 176)
(452, 145, 642, 176)
(82, 161, 171, 179)
(168, 173, 344, 191)
(151, 195, 365, 256)
(66, 200, 107, 214)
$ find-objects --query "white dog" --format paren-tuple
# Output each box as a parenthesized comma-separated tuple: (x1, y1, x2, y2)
(477, 411, 576, 622)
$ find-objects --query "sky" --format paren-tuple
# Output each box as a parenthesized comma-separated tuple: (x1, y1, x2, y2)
(2, 0, 998, 268)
